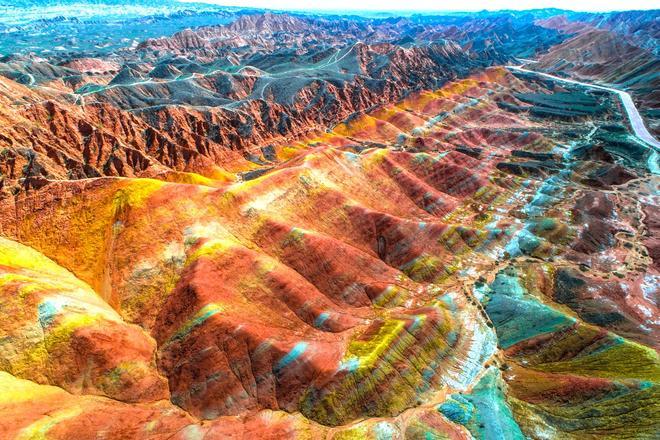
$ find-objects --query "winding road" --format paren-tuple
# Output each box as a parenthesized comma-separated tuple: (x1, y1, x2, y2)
(506, 65, 659, 174)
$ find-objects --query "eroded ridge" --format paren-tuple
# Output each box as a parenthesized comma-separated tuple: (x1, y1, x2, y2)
(0, 63, 658, 439)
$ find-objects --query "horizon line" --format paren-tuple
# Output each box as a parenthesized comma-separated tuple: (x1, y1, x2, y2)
(177, 0, 659, 14)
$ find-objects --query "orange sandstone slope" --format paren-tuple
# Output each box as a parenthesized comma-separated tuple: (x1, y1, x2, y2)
(0, 74, 259, 187)
(0, 33, 496, 193)
(0, 67, 659, 438)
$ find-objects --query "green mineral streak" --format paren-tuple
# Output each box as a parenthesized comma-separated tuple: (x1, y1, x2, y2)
(405, 420, 452, 440)
(438, 368, 524, 440)
(346, 318, 406, 369)
(373, 285, 406, 308)
(509, 383, 660, 439)
(400, 254, 442, 282)
(481, 268, 574, 349)
(169, 303, 223, 343)
(300, 309, 454, 426)
(535, 339, 660, 382)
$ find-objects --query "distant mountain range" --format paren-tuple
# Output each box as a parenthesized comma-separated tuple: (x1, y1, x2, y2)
(0, 6, 657, 184)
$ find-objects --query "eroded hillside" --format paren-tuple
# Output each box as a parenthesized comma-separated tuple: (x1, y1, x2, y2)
(0, 8, 659, 440)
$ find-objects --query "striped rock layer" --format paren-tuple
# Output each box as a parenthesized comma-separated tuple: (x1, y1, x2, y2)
(0, 67, 658, 439)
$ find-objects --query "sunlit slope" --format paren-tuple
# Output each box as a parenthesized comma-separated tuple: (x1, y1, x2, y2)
(0, 67, 658, 438)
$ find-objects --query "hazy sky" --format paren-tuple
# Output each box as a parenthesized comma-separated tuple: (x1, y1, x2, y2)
(181, 0, 658, 12)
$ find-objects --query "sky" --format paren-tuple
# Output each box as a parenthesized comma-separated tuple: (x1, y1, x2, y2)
(180, 0, 659, 12)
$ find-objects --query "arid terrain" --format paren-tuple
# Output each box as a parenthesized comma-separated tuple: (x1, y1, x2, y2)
(0, 3, 658, 439)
